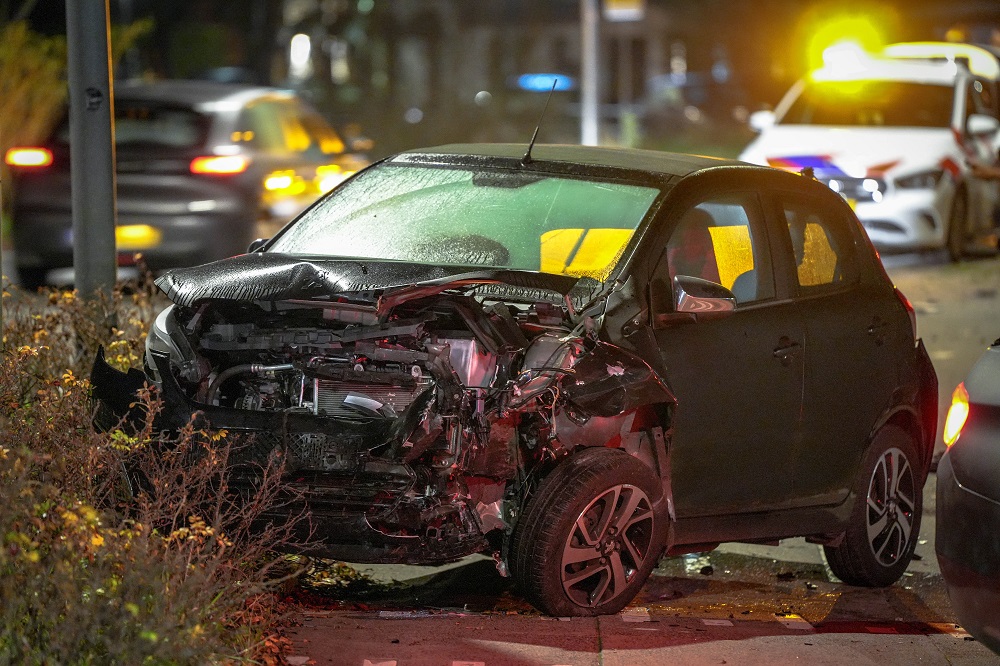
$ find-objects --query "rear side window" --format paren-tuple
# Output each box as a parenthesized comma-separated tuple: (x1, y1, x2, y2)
(779, 196, 859, 291)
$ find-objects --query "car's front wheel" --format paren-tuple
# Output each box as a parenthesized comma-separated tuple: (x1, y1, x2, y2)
(824, 425, 923, 587)
(947, 186, 969, 262)
(510, 447, 666, 616)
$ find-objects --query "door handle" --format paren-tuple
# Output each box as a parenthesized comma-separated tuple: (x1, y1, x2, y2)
(773, 336, 802, 366)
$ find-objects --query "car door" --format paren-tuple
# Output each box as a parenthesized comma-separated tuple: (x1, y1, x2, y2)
(962, 74, 1000, 236)
(767, 188, 903, 506)
(650, 189, 805, 518)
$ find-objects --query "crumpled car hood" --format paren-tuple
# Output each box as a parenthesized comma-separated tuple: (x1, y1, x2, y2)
(155, 252, 582, 307)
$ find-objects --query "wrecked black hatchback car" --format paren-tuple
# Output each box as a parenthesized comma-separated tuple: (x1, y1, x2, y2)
(92, 144, 938, 616)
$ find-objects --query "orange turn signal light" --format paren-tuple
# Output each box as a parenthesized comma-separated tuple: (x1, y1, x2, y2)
(190, 155, 249, 175)
(943, 382, 969, 447)
(5, 147, 53, 168)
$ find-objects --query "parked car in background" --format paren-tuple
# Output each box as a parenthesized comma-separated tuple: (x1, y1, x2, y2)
(740, 42, 1000, 261)
(92, 144, 938, 616)
(4, 79, 367, 290)
(936, 338, 1000, 656)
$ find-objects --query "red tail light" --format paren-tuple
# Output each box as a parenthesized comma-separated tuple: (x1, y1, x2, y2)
(894, 287, 917, 340)
(190, 155, 249, 175)
(943, 382, 970, 447)
(5, 147, 53, 168)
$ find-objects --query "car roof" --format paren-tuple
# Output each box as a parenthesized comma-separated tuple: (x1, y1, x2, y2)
(114, 79, 295, 111)
(882, 41, 1000, 80)
(808, 57, 962, 85)
(393, 143, 745, 179)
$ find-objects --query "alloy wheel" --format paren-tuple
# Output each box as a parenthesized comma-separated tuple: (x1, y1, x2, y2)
(865, 446, 917, 567)
(561, 483, 655, 608)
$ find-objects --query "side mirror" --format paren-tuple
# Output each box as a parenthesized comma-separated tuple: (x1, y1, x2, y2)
(748, 110, 776, 132)
(967, 113, 999, 137)
(247, 238, 269, 253)
(654, 275, 736, 328)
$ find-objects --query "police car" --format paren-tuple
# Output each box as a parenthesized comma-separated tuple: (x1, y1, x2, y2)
(740, 42, 1000, 260)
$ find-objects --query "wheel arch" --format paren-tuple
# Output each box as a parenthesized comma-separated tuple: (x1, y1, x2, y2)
(553, 401, 673, 494)
(870, 404, 934, 479)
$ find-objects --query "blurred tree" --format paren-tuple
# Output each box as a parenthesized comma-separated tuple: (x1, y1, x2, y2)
(0, 22, 67, 166)
(0, 14, 151, 222)
(0, 20, 65, 243)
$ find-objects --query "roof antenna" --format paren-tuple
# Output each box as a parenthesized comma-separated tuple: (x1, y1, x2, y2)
(522, 78, 558, 166)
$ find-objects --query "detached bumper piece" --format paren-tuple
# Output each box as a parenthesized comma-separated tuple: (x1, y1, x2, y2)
(90, 346, 154, 432)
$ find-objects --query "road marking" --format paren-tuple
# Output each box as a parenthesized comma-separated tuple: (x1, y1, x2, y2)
(620, 607, 651, 622)
(927, 622, 972, 638)
(931, 350, 955, 361)
(777, 614, 814, 631)
(363, 661, 397, 666)
(451, 662, 485, 666)
(702, 619, 734, 626)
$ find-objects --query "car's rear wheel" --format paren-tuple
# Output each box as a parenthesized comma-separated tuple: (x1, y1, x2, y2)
(824, 425, 923, 587)
(510, 447, 665, 616)
(947, 187, 969, 262)
(16, 266, 49, 292)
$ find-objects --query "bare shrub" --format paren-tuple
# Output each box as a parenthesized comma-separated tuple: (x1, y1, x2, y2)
(1, 282, 307, 664)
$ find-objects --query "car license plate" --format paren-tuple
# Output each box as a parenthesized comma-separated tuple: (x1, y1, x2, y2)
(116, 224, 162, 250)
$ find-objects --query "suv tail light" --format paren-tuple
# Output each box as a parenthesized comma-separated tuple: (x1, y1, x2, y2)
(5, 147, 53, 168)
(943, 382, 969, 447)
(190, 155, 249, 175)
(894, 287, 917, 340)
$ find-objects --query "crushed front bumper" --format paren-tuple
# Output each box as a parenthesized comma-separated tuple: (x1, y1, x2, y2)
(89, 347, 490, 565)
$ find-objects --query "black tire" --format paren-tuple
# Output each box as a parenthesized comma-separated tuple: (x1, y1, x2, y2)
(510, 447, 666, 616)
(824, 425, 923, 587)
(947, 187, 968, 262)
(15, 266, 49, 292)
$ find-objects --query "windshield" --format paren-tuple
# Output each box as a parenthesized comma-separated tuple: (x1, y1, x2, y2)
(268, 162, 661, 280)
(781, 80, 953, 127)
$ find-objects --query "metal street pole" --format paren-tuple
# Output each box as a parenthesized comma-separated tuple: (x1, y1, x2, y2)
(67, 0, 117, 300)
(580, 0, 600, 146)
(1, 170, 4, 335)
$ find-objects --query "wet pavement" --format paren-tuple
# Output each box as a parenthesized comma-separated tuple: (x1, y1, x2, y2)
(282, 480, 994, 664)
(285, 539, 995, 665)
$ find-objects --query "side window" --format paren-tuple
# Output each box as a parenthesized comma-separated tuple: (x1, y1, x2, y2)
(235, 101, 284, 151)
(970, 78, 998, 120)
(665, 194, 774, 304)
(298, 107, 346, 156)
(236, 100, 334, 155)
(780, 197, 858, 291)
